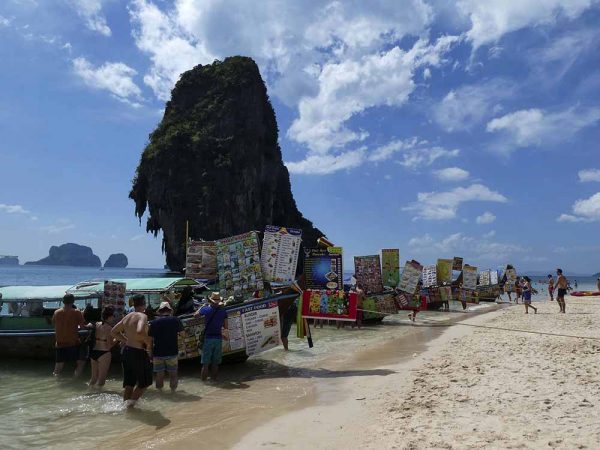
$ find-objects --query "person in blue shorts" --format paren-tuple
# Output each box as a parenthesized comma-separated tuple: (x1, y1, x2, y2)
(195, 292, 228, 381)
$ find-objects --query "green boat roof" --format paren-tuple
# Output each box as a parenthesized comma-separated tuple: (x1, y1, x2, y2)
(70, 277, 200, 294)
(0, 285, 96, 301)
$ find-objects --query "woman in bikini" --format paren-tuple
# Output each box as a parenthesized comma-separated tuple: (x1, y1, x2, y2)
(522, 277, 537, 314)
(89, 306, 117, 388)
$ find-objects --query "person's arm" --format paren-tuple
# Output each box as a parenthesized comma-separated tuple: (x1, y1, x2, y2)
(223, 317, 229, 330)
(111, 319, 127, 344)
(51, 310, 57, 326)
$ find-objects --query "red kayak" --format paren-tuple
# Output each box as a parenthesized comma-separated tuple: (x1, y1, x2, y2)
(571, 291, 600, 297)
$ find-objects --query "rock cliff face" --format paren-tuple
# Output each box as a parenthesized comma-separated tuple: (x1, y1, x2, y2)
(130, 56, 323, 271)
(0, 256, 19, 266)
(104, 253, 128, 268)
(25, 243, 101, 267)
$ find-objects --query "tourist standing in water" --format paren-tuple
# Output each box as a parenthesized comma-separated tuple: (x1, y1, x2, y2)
(280, 299, 298, 351)
(52, 294, 88, 377)
(555, 269, 567, 313)
(88, 306, 116, 388)
(149, 302, 184, 391)
(111, 294, 153, 407)
(522, 277, 537, 314)
(547, 274, 555, 301)
(195, 292, 228, 381)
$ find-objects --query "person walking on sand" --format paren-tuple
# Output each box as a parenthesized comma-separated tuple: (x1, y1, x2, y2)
(111, 294, 152, 407)
(555, 269, 568, 313)
(88, 306, 117, 388)
(597, 277, 600, 292)
(195, 292, 228, 381)
(522, 277, 537, 314)
(149, 302, 184, 391)
(52, 294, 89, 377)
(547, 274, 555, 301)
(351, 282, 364, 330)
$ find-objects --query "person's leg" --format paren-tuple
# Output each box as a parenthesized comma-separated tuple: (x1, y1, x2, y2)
(201, 364, 209, 381)
(89, 359, 99, 386)
(74, 359, 86, 378)
(168, 370, 178, 391)
(281, 336, 289, 350)
(155, 370, 165, 389)
(131, 387, 146, 401)
(97, 353, 111, 387)
(210, 364, 219, 380)
(123, 386, 134, 401)
(53, 362, 65, 376)
(524, 304, 529, 314)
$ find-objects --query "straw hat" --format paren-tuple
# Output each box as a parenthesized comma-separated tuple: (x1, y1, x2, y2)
(209, 292, 222, 303)
(158, 301, 173, 312)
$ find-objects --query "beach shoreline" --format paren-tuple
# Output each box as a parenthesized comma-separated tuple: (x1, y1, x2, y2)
(109, 302, 503, 449)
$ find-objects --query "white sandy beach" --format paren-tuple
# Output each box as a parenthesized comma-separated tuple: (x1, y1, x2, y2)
(235, 297, 600, 449)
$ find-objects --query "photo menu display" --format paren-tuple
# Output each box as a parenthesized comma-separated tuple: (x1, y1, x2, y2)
(260, 225, 302, 283)
(304, 247, 343, 290)
(216, 231, 264, 300)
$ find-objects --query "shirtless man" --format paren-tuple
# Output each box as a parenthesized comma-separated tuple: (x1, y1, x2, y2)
(111, 294, 152, 407)
(555, 268, 567, 313)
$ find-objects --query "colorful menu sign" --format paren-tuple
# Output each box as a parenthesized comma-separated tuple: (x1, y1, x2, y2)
(260, 225, 302, 283)
(302, 290, 357, 321)
(462, 265, 478, 291)
(354, 255, 384, 294)
(222, 310, 245, 353)
(103, 281, 126, 319)
(381, 249, 400, 287)
(452, 257, 464, 272)
(479, 270, 491, 286)
(216, 231, 264, 300)
(240, 300, 281, 356)
(490, 270, 499, 285)
(178, 316, 202, 359)
(399, 260, 423, 294)
(437, 259, 453, 285)
(422, 264, 437, 288)
(186, 240, 217, 280)
(504, 267, 517, 292)
(304, 247, 343, 290)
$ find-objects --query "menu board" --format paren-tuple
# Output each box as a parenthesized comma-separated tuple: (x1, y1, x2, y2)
(504, 268, 517, 292)
(422, 264, 437, 288)
(222, 310, 245, 353)
(178, 316, 202, 359)
(452, 257, 464, 271)
(361, 294, 398, 320)
(260, 225, 302, 283)
(240, 300, 281, 356)
(216, 231, 264, 300)
(381, 249, 400, 287)
(479, 270, 491, 286)
(490, 270, 499, 285)
(398, 260, 423, 294)
(437, 259, 453, 285)
(354, 255, 384, 294)
(186, 240, 217, 280)
(301, 290, 357, 321)
(395, 291, 421, 309)
(439, 286, 453, 301)
(103, 281, 126, 319)
(462, 265, 478, 291)
(304, 247, 343, 290)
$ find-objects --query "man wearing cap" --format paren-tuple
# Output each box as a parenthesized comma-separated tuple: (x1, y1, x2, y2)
(195, 292, 228, 381)
(148, 301, 184, 391)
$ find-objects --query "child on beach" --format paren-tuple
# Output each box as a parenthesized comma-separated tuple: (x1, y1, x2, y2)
(522, 277, 537, 314)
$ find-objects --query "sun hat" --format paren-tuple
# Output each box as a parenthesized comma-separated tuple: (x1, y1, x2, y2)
(158, 301, 173, 312)
(209, 292, 222, 302)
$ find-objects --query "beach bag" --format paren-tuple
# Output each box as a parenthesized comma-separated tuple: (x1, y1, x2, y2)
(199, 308, 218, 349)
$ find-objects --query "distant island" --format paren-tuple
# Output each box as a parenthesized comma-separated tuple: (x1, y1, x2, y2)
(0, 255, 19, 266)
(25, 243, 101, 267)
(104, 253, 128, 268)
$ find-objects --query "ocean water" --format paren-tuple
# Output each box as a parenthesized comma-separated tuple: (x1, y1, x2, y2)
(0, 267, 596, 448)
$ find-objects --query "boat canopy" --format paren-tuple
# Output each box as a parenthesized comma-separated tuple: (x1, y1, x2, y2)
(0, 285, 97, 302)
(69, 277, 200, 295)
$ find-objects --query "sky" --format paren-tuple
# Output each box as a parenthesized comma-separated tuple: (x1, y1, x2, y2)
(0, 1, 599, 273)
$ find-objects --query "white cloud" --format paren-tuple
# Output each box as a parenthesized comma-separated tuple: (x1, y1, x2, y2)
(0, 204, 29, 214)
(408, 231, 523, 261)
(39, 219, 76, 234)
(130, 234, 146, 241)
(434, 167, 470, 182)
(403, 183, 507, 220)
(458, 0, 598, 49)
(72, 57, 143, 106)
(423, 67, 431, 79)
(486, 106, 600, 152)
(434, 79, 515, 132)
(69, 0, 111, 36)
(476, 211, 496, 224)
(0, 15, 11, 27)
(578, 168, 600, 182)
(557, 192, 600, 222)
(483, 230, 496, 238)
(286, 149, 366, 175)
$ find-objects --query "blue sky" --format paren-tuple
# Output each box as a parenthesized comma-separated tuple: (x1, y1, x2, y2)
(0, 1, 599, 273)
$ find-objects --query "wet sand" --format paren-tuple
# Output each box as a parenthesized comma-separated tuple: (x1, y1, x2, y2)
(110, 304, 501, 449)
(235, 296, 600, 449)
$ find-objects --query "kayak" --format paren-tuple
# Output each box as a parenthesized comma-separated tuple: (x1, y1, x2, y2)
(571, 291, 600, 297)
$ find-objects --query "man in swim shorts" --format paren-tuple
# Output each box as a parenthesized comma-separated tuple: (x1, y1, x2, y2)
(52, 294, 88, 377)
(555, 269, 567, 313)
(547, 274, 555, 301)
(111, 294, 152, 407)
